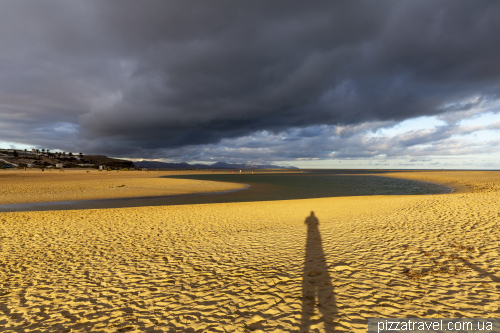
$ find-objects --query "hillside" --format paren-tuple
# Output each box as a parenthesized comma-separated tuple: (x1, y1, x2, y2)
(0, 150, 134, 169)
(134, 160, 298, 169)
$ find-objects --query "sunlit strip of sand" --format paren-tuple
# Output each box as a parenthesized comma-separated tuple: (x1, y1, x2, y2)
(371, 170, 500, 194)
(0, 171, 499, 332)
(0, 169, 246, 204)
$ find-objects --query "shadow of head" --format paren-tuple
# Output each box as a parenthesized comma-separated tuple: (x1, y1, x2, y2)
(305, 211, 319, 226)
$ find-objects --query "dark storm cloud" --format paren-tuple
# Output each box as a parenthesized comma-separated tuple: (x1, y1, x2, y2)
(128, 120, 500, 165)
(1, 0, 500, 158)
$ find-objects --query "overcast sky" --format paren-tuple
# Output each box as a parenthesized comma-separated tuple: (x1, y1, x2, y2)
(1, 1, 500, 168)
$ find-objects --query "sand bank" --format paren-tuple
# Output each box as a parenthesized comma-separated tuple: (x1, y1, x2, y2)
(374, 170, 500, 194)
(0, 169, 246, 205)
(0, 171, 499, 332)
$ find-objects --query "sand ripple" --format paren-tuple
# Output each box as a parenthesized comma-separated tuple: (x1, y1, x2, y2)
(1, 171, 499, 332)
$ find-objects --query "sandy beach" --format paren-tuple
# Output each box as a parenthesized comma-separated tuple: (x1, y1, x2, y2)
(1, 170, 499, 332)
(0, 170, 246, 205)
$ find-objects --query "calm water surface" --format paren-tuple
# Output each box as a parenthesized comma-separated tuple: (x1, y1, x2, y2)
(167, 171, 452, 201)
(0, 171, 452, 212)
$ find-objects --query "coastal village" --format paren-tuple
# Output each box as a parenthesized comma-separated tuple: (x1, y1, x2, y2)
(0, 148, 134, 170)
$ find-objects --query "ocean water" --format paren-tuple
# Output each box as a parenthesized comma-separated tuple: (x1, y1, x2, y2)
(0, 172, 452, 212)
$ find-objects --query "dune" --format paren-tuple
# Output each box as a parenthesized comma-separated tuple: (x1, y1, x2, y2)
(0, 170, 499, 332)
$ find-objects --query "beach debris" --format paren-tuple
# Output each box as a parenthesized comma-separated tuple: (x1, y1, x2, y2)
(451, 244, 475, 252)
(403, 266, 466, 280)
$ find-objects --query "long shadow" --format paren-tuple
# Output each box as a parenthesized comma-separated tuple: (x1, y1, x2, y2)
(461, 260, 500, 283)
(301, 212, 337, 332)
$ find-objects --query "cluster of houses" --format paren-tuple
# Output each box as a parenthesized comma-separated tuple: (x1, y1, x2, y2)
(0, 148, 107, 169)
(1, 148, 84, 159)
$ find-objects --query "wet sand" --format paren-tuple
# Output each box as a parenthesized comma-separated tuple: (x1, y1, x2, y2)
(1, 170, 499, 332)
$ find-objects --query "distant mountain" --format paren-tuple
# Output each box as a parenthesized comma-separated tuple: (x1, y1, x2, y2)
(134, 160, 298, 169)
(210, 161, 298, 169)
(133, 161, 211, 169)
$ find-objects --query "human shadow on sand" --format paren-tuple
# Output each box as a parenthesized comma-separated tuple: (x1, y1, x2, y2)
(301, 211, 337, 332)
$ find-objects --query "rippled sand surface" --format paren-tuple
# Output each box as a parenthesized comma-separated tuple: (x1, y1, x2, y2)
(1, 171, 499, 332)
(0, 170, 245, 204)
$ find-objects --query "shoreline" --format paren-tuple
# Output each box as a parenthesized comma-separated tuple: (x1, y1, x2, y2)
(372, 170, 499, 194)
(0, 172, 451, 212)
(369, 172, 460, 194)
(0, 168, 474, 207)
(0, 184, 252, 212)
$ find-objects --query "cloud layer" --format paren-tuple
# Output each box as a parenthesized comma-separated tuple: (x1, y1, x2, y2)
(1, 1, 500, 163)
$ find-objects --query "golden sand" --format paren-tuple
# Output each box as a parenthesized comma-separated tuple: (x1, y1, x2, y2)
(0, 169, 246, 204)
(1, 171, 499, 332)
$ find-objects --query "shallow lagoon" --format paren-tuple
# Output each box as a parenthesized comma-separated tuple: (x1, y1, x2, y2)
(166, 171, 452, 202)
(0, 171, 452, 212)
